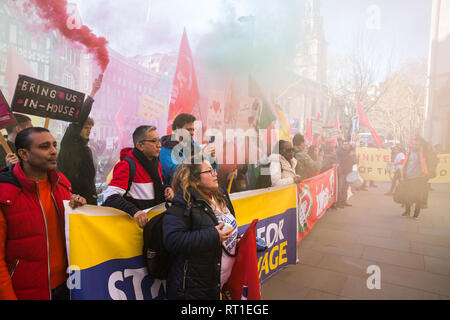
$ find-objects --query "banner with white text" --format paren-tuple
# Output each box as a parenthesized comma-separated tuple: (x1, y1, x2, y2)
(65, 185, 298, 299)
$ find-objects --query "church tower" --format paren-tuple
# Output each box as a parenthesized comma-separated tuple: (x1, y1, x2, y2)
(294, 0, 327, 85)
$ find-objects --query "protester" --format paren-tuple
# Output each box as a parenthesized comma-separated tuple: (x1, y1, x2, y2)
(336, 140, 358, 208)
(400, 137, 429, 220)
(292, 133, 322, 181)
(385, 145, 405, 195)
(58, 75, 103, 205)
(227, 165, 249, 193)
(163, 159, 237, 300)
(269, 140, 302, 187)
(160, 113, 218, 185)
(320, 143, 338, 173)
(307, 145, 322, 177)
(0, 127, 87, 300)
(102, 125, 174, 228)
(0, 113, 32, 168)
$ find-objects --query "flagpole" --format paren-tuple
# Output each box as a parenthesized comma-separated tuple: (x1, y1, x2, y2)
(0, 135, 12, 154)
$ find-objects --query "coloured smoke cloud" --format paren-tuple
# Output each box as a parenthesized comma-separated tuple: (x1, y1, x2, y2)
(25, 0, 109, 73)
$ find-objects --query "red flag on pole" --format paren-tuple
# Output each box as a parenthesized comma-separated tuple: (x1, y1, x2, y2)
(115, 105, 127, 149)
(305, 119, 313, 146)
(334, 114, 340, 129)
(167, 28, 200, 134)
(357, 100, 383, 148)
(222, 219, 261, 300)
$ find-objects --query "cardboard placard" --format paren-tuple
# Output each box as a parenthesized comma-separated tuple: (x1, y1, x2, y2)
(0, 90, 17, 130)
(11, 75, 85, 123)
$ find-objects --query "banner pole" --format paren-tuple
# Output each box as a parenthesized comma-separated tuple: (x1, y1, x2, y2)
(44, 117, 50, 129)
(0, 134, 12, 154)
(227, 170, 235, 194)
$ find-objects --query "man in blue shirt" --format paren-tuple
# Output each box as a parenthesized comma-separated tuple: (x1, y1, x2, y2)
(160, 113, 218, 185)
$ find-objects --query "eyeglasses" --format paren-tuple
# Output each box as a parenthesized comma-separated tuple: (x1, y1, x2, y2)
(140, 138, 161, 145)
(284, 148, 295, 153)
(200, 168, 217, 176)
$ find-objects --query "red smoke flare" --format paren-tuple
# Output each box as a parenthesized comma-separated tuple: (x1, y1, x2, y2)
(29, 0, 109, 72)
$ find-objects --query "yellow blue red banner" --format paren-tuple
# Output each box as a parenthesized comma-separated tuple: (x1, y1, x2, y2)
(64, 184, 298, 300)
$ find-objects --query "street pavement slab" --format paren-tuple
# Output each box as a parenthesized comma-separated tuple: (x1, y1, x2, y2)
(261, 182, 450, 300)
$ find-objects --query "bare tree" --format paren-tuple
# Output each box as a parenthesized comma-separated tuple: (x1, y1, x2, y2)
(373, 59, 427, 143)
(328, 30, 394, 134)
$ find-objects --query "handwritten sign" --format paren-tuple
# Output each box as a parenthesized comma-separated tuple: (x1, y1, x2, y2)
(0, 90, 17, 130)
(138, 94, 167, 120)
(11, 75, 85, 123)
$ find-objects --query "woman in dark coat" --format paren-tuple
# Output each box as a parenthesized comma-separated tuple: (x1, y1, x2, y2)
(163, 159, 237, 300)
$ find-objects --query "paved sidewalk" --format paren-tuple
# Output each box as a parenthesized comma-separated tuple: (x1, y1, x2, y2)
(261, 182, 450, 300)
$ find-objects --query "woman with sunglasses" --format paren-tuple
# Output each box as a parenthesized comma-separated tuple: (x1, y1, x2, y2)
(163, 159, 238, 300)
(269, 140, 302, 187)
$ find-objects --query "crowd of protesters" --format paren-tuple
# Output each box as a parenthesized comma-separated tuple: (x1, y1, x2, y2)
(0, 76, 442, 300)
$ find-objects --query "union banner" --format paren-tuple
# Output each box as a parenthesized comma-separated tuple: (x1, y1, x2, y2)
(356, 147, 450, 183)
(65, 185, 298, 299)
(297, 167, 338, 243)
(356, 147, 391, 182)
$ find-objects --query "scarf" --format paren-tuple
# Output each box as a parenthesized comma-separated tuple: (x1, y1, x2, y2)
(132, 148, 165, 205)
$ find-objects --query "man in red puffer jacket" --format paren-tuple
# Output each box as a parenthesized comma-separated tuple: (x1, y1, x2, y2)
(0, 127, 86, 300)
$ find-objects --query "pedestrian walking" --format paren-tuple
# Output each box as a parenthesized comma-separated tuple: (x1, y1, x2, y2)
(400, 137, 429, 219)
(336, 140, 358, 208)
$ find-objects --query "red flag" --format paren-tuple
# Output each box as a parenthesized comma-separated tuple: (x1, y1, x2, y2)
(222, 219, 261, 300)
(115, 105, 127, 149)
(167, 28, 200, 134)
(305, 119, 313, 146)
(357, 100, 383, 148)
(334, 114, 340, 129)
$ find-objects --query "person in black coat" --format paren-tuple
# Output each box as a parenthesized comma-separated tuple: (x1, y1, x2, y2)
(336, 140, 358, 208)
(57, 75, 102, 205)
(163, 159, 237, 300)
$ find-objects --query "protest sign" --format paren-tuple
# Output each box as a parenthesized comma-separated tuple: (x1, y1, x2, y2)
(0, 90, 16, 130)
(235, 97, 259, 130)
(0, 90, 17, 154)
(138, 93, 167, 120)
(206, 90, 225, 130)
(11, 75, 85, 123)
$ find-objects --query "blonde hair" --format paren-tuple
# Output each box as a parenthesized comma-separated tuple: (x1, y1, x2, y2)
(172, 160, 228, 213)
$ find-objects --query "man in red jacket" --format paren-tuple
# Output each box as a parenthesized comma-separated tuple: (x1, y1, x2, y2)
(0, 127, 86, 300)
(102, 125, 174, 228)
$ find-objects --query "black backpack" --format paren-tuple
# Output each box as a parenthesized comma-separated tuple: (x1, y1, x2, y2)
(142, 204, 170, 280)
